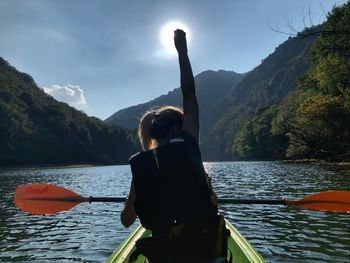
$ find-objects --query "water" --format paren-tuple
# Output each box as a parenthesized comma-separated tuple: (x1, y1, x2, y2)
(0, 162, 349, 262)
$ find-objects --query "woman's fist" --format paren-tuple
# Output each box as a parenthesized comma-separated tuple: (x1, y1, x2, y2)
(174, 29, 187, 54)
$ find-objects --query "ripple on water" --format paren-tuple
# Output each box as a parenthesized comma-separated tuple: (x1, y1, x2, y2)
(1, 162, 350, 262)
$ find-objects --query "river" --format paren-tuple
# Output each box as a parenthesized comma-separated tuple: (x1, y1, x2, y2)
(0, 162, 349, 262)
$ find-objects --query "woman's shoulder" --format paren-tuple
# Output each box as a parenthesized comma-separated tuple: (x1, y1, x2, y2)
(129, 151, 141, 161)
(129, 150, 151, 162)
(177, 129, 200, 151)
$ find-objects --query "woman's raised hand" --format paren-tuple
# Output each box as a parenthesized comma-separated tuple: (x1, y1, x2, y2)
(174, 29, 188, 54)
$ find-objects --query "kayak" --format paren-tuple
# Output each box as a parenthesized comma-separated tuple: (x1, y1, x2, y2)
(106, 219, 265, 263)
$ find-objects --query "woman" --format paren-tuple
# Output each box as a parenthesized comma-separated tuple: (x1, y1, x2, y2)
(121, 29, 227, 263)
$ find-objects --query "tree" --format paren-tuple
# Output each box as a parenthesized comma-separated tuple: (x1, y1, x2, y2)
(306, 2, 350, 97)
(273, 2, 350, 160)
(275, 93, 350, 159)
(233, 105, 288, 159)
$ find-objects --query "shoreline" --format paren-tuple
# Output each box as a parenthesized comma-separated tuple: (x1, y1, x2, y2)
(2, 159, 350, 170)
(282, 159, 350, 169)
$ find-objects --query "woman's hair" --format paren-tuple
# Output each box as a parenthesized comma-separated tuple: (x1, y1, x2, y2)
(138, 106, 183, 150)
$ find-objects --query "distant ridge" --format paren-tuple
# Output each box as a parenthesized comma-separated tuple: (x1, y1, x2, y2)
(105, 70, 243, 129)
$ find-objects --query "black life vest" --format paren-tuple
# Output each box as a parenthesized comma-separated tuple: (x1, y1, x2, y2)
(129, 130, 217, 234)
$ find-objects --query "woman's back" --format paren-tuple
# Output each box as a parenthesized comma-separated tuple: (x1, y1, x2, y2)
(130, 130, 217, 233)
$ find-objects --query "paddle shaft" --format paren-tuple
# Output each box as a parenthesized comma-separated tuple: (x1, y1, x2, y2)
(90, 197, 126, 202)
(32, 195, 344, 206)
(24, 196, 348, 206)
(25, 196, 286, 205)
(52, 196, 286, 205)
(93, 197, 286, 205)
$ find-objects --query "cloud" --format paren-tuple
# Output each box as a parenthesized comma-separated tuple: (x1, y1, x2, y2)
(43, 84, 87, 109)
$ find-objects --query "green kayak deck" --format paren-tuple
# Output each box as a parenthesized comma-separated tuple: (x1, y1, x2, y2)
(106, 219, 265, 263)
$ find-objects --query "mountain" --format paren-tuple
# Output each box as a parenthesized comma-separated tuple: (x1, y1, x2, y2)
(105, 34, 317, 161)
(105, 70, 243, 129)
(203, 34, 318, 160)
(0, 57, 137, 166)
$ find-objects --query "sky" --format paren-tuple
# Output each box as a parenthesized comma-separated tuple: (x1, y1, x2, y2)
(0, 0, 347, 119)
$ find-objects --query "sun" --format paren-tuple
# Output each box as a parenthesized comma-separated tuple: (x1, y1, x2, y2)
(160, 21, 190, 54)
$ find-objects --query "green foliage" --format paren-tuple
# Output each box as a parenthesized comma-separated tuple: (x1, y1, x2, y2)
(314, 55, 350, 96)
(233, 105, 288, 159)
(304, 2, 350, 97)
(262, 2, 350, 159)
(0, 57, 138, 166)
(275, 94, 350, 159)
(297, 95, 350, 157)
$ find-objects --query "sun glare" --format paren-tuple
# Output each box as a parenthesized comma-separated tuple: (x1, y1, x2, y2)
(160, 21, 190, 54)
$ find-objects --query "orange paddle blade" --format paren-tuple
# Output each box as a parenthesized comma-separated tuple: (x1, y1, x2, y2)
(14, 184, 88, 215)
(287, 191, 350, 212)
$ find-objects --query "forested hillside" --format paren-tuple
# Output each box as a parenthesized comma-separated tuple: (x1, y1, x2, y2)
(105, 70, 243, 130)
(201, 33, 317, 160)
(0, 58, 137, 166)
(234, 3, 350, 161)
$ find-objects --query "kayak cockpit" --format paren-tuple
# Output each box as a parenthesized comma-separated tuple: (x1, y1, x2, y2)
(106, 219, 265, 263)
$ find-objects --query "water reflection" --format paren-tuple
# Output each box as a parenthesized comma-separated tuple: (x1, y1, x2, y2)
(208, 162, 350, 262)
(1, 162, 350, 262)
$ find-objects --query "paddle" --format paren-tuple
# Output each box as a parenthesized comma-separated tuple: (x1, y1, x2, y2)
(14, 184, 350, 215)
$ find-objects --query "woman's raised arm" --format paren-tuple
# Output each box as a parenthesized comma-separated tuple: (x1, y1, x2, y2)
(174, 29, 199, 141)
